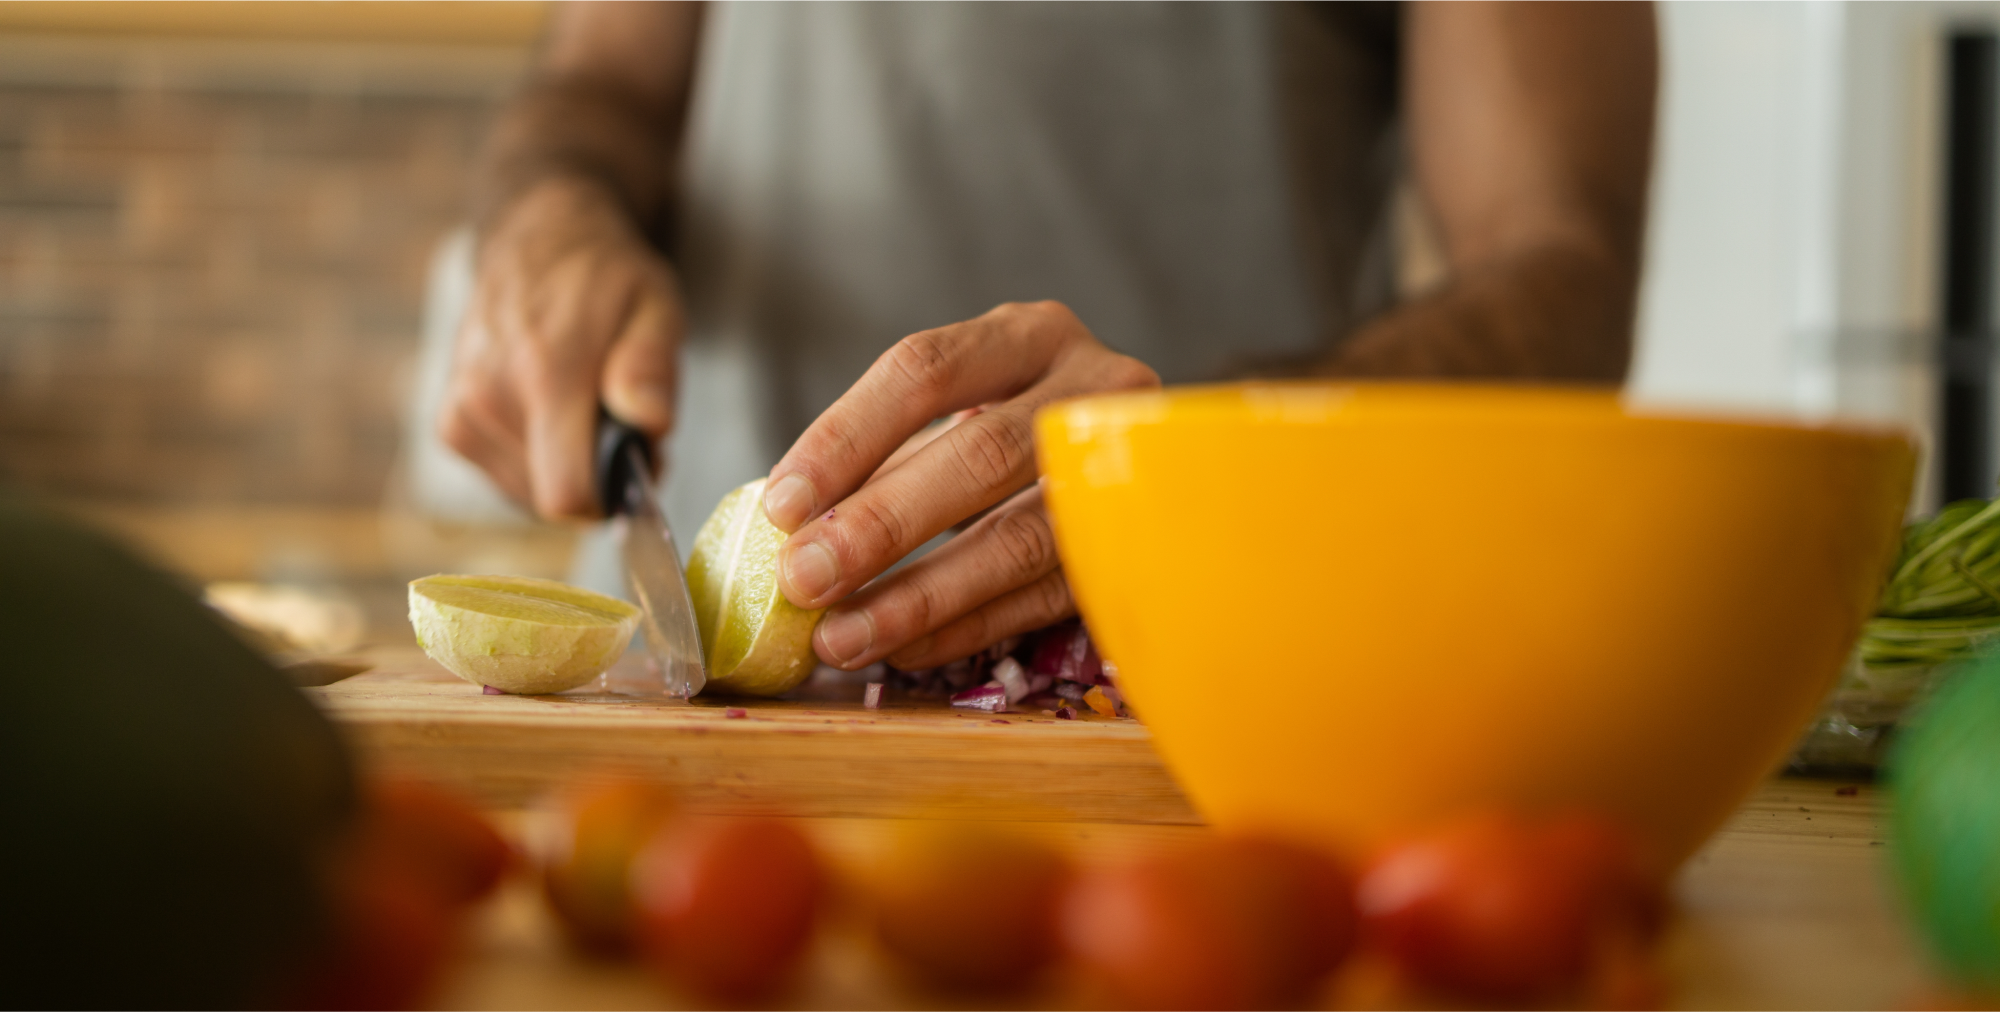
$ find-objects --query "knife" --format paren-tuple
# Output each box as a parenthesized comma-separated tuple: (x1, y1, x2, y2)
(595, 411, 707, 699)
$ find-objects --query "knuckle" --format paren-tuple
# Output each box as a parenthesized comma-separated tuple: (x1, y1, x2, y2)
(987, 506, 1057, 578)
(813, 413, 864, 467)
(949, 412, 1033, 492)
(1110, 354, 1161, 389)
(1028, 571, 1074, 621)
(891, 574, 951, 639)
(1028, 299, 1077, 325)
(883, 330, 958, 402)
(992, 299, 1074, 341)
(839, 495, 912, 566)
(437, 409, 479, 457)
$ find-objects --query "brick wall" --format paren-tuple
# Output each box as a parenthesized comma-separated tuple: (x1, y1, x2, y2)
(0, 34, 527, 506)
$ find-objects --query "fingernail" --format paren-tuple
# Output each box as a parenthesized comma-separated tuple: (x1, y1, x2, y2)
(781, 540, 838, 604)
(763, 473, 817, 531)
(817, 609, 874, 666)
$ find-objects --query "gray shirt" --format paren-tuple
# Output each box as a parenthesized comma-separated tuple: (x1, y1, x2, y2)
(678, 1, 1404, 455)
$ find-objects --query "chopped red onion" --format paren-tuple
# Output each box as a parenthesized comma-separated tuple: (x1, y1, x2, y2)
(1029, 622, 1105, 685)
(724, 707, 748, 719)
(1077, 638, 1104, 685)
(950, 683, 1008, 713)
(993, 657, 1030, 704)
(482, 685, 505, 695)
(863, 682, 884, 710)
(886, 622, 1118, 711)
(1055, 705, 1077, 720)
(1029, 624, 1079, 678)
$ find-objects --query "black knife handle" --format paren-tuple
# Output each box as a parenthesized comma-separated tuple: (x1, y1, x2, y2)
(594, 409, 656, 517)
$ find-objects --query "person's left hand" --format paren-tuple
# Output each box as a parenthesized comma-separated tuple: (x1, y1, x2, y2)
(760, 301, 1159, 670)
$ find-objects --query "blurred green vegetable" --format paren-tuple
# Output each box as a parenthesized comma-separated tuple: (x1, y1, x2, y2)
(1877, 498, 2000, 618)
(1793, 498, 2000, 773)
(1859, 616, 2000, 667)
(1889, 650, 2000, 995)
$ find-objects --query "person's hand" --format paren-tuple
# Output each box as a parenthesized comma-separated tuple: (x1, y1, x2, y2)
(440, 178, 682, 519)
(762, 301, 1160, 670)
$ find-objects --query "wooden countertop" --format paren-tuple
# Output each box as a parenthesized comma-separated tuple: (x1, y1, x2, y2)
(419, 778, 1929, 1011)
(304, 652, 1937, 1009)
(315, 648, 1191, 825)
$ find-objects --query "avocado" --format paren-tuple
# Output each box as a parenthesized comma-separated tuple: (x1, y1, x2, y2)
(0, 491, 356, 1008)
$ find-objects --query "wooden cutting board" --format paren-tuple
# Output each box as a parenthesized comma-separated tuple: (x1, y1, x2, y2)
(311, 648, 1197, 825)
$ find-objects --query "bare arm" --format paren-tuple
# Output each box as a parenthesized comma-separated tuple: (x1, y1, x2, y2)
(442, 2, 704, 519)
(473, 1, 702, 240)
(1321, 1, 1657, 380)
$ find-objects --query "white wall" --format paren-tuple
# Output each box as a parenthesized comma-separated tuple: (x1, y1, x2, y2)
(1634, 1, 2000, 509)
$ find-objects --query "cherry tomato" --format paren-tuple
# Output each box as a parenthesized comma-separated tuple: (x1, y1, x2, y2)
(279, 842, 457, 1011)
(363, 778, 514, 907)
(871, 823, 1071, 991)
(1357, 811, 1659, 1000)
(1060, 834, 1357, 1010)
(632, 817, 825, 1001)
(541, 779, 678, 954)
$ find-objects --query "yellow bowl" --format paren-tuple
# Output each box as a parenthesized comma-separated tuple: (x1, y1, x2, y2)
(1035, 384, 1915, 866)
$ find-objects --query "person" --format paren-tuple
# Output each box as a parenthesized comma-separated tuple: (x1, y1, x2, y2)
(434, 1, 1656, 674)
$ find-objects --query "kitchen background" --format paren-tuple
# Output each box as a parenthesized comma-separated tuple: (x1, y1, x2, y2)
(0, 0, 1994, 642)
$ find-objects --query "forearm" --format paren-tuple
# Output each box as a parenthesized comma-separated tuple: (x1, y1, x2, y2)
(472, 82, 678, 242)
(1318, 241, 1636, 382)
(1335, 1, 1655, 385)
(469, 2, 704, 247)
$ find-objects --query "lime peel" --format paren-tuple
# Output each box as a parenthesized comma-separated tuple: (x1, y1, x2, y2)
(408, 574, 639, 694)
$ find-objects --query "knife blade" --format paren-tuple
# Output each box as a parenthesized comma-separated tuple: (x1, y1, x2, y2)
(596, 413, 707, 699)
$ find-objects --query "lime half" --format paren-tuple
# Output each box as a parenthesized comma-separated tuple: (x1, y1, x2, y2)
(409, 574, 639, 694)
(685, 478, 826, 696)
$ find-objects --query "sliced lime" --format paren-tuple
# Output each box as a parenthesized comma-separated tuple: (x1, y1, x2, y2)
(685, 478, 826, 696)
(408, 574, 639, 694)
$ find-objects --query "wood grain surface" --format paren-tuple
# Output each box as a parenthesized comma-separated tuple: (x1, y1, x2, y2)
(312, 648, 1196, 825)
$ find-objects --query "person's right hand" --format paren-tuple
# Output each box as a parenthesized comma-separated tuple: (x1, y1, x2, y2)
(440, 178, 683, 519)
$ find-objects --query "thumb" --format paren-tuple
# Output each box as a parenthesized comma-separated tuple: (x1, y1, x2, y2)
(600, 290, 679, 440)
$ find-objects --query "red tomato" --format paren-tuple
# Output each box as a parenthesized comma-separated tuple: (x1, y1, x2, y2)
(363, 778, 514, 907)
(1538, 812, 1666, 939)
(541, 779, 678, 955)
(631, 817, 825, 1001)
(1357, 811, 1659, 1000)
(1060, 835, 1357, 1010)
(279, 847, 458, 1010)
(871, 823, 1072, 991)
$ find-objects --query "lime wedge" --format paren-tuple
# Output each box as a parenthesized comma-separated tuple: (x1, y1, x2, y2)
(409, 574, 639, 694)
(685, 478, 826, 696)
